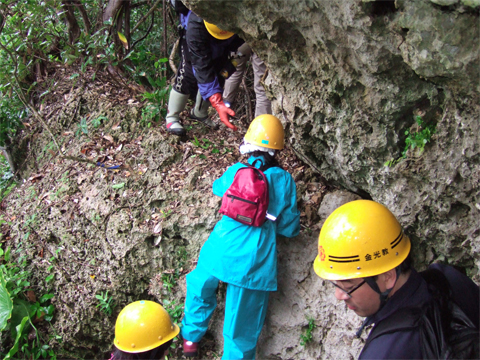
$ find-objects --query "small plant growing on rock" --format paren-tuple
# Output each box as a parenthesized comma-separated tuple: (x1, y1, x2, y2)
(300, 317, 316, 346)
(385, 115, 437, 167)
(402, 115, 436, 158)
(96, 291, 115, 316)
(160, 209, 172, 219)
(161, 273, 177, 292)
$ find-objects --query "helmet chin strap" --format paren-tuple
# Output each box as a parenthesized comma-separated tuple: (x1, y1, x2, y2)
(355, 267, 402, 338)
(365, 267, 402, 310)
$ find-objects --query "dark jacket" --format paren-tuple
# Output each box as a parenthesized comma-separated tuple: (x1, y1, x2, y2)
(359, 265, 479, 359)
(186, 13, 244, 100)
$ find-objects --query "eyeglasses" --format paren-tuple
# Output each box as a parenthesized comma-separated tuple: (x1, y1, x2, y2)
(328, 279, 366, 298)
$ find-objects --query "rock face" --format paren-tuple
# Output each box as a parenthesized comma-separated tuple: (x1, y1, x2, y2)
(183, 0, 479, 358)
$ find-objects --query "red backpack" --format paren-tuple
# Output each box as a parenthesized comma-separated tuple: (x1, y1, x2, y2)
(219, 162, 274, 227)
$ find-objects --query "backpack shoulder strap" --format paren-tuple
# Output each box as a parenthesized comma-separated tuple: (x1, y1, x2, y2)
(420, 268, 452, 299)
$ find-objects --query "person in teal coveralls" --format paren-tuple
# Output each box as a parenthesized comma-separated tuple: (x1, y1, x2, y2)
(181, 114, 301, 359)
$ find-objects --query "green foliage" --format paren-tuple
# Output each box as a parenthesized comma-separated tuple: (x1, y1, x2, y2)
(75, 117, 89, 137)
(385, 116, 437, 167)
(0, 1, 67, 88)
(0, 96, 26, 148)
(0, 245, 57, 359)
(0, 155, 17, 202)
(1, 0, 176, 142)
(22, 213, 37, 229)
(161, 273, 177, 293)
(160, 209, 173, 219)
(402, 116, 436, 157)
(0, 271, 13, 331)
(91, 115, 107, 129)
(140, 67, 171, 126)
(193, 137, 231, 155)
(96, 291, 115, 316)
(112, 182, 125, 189)
(163, 298, 183, 324)
(300, 317, 316, 346)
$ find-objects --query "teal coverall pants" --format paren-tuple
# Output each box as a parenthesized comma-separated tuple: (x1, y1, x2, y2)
(181, 265, 270, 360)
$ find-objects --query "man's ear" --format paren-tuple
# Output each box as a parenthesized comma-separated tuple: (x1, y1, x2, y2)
(382, 268, 398, 290)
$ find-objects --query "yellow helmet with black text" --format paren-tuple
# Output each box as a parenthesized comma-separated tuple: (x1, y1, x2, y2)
(313, 200, 411, 281)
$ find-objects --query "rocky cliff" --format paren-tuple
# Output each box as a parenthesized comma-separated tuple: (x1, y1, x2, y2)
(3, 0, 479, 358)
(184, 0, 479, 358)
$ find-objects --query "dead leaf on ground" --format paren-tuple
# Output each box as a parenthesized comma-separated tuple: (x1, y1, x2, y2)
(103, 135, 114, 143)
(26, 290, 36, 302)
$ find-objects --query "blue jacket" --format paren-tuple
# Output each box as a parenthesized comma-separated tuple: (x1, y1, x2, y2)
(196, 155, 300, 291)
(359, 264, 479, 359)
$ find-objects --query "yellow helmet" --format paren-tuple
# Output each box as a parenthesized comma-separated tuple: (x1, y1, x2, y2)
(313, 200, 411, 281)
(244, 114, 284, 150)
(204, 21, 234, 40)
(114, 300, 180, 353)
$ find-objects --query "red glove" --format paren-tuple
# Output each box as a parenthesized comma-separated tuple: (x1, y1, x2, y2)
(208, 93, 238, 131)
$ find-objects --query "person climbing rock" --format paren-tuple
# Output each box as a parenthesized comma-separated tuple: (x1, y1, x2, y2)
(110, 300, 180, 360)
(181, 115, 301, 359)
(165, 1, 218, 136)
(313, 200, 479, 359)
(223, 42, 272, 117)
(165, 7, 244, 135)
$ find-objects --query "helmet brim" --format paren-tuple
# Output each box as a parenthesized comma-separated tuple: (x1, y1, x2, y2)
(115, 323, 180, 353)
(313, 234, 411, 280)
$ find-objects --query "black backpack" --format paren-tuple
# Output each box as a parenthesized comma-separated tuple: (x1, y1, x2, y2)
(364, 268, 479, 359)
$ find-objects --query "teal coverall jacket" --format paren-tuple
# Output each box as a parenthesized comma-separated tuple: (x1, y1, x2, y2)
(197, 155, 301, 291)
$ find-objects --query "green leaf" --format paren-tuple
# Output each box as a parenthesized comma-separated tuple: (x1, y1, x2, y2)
(4, 246, 10, 262)
(112, 183, 125, 189)
(45, 274, 55, 283)
(117, 32, 128, 47)
(4, 316, 29, 360)
(0, 272, 13, 331)
(39, 293, 55, 303)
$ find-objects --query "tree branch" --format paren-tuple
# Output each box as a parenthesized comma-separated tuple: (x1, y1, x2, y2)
(61, 0, 81, 44)
(0, 38, 62, 155)
(73, 0, 91, 34)
(169, 38, 179, 74)
(163, 0, 167, 62)
(131, 0, 162, 34)
(130, 12, 154, 51)
(103, 0, 123, 23)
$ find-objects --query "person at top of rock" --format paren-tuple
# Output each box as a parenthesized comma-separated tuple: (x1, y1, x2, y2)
(165, 1, 244, 136)
(110, 300, 179, 360)
(180, 114, 301, 359)
(313, 200, 479, 359)
(222, 42, 272, 118)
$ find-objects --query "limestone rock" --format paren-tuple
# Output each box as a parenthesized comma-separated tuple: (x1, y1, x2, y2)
(317, 190, 362, 223)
